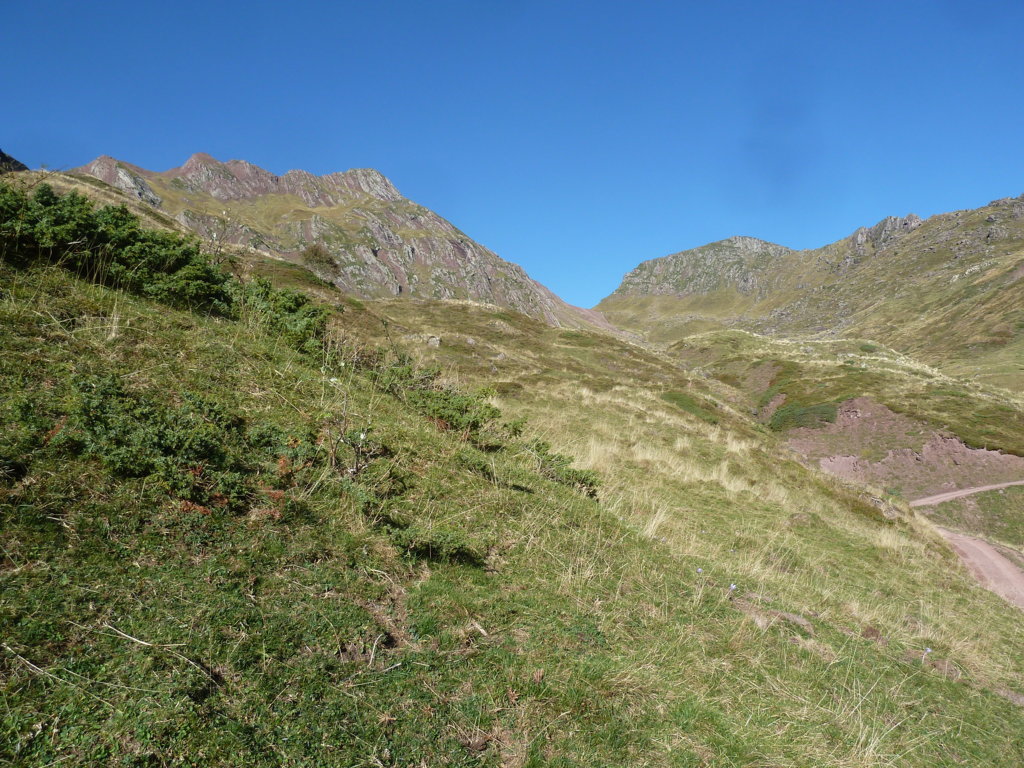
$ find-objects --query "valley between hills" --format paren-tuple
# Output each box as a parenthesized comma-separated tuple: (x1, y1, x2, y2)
(2, 151, 1024, 766)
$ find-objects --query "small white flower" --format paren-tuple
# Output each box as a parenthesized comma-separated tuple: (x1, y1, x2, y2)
(697, 568, 703, 574)
(729, 584, 737, 591)
(925, 647, 932, 654)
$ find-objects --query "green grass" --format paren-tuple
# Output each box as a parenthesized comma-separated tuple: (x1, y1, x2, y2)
(660, 391, 720, 424)
(4, 186, 1024, 765)
(327, 295, 1024, 765)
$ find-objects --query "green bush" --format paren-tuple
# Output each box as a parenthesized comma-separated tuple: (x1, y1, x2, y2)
(50, 375, 327, 513)
(301, 241, 335, 273)
(0, 183, 233, 314)
(660, 390, 719, 424)
(0, 393, 56, 486)
(232, 277, 328, 352)
(769, 402, 838, 431)
(528, 439, 600, 498)
(59, 376, 254, 510)
(407, 388, 500, 436)
(0, 181, 327, 348)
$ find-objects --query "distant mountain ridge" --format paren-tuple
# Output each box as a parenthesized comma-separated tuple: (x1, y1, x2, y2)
(612, 236, 796, 300)
(599, 198, 1024, 387)
(72, 153, 608, 329)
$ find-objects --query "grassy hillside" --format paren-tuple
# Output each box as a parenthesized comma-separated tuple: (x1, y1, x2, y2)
(662, 330, 1024, 458)
(4, 182, 1024, 766)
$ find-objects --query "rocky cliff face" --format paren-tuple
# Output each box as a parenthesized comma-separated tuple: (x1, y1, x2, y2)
(72, 153, 602, 329)
(160, 154, 404, 206)
(0, 149, 28, 173)
(76, 156, 162, 206)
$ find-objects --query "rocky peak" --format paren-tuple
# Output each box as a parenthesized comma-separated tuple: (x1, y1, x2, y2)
(0, 149, 28, 173)
(74, 155, 162, 207)
(851, 214, 922, 252)
(323, 168, 402, 202)
(612, 236, 793, 298)
(160, 154, 404, 206)
(718, 235, 791, 254)
(69, 151, 600, 329)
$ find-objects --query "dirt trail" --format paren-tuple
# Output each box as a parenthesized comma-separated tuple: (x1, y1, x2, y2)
(908, 480, 1024, 507)
(935, 528, 1024, 610)
(910, 483, 1024, 609)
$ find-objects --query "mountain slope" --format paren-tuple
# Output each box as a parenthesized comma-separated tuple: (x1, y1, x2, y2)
(71, 154, 605, 329)
(599, 200, 1024, 388)
(4, 179, 1024, 766)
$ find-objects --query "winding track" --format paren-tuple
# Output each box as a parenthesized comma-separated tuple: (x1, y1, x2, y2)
(909, 483, 1024, 610)
(909, 480, 1024, 507)
(934, 528, 1024, 610)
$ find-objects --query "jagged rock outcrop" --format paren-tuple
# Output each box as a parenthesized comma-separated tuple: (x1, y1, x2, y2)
(72, 153, 604, 329)
(76, 156, 162, 207)
(161, 154, 403, 206)
(0, 149, 28, 173)
(818, 213, 923, 269)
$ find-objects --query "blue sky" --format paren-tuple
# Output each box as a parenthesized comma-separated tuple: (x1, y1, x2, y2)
(6, 1, 1024, 307)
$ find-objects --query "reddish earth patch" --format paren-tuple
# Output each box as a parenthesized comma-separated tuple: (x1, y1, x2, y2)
(787, 397, 1024, 498)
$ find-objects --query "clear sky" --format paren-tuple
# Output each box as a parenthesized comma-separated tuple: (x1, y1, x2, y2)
(5, 1, 1024, 307)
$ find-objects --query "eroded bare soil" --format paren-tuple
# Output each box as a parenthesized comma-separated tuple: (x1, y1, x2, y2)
(787, 397, 1024, 498)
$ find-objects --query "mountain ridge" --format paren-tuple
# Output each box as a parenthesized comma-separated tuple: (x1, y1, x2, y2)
(71, 153, 610, 330)
(599, 195, 1024, 387)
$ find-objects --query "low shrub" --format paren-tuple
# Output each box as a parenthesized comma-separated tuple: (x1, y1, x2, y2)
(58, 375, 253, 510)
(660, 391, 719, 424)
(769, 402, 838, 431)
(0, 181, 327, 351)
(527, 439, 600, 498)
(51, 375, 328, 513)
(407, 388, 500, 436)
